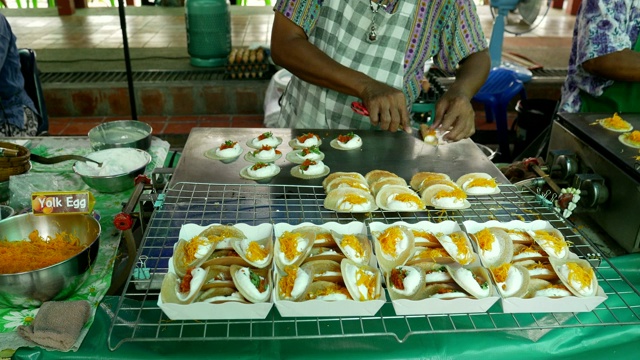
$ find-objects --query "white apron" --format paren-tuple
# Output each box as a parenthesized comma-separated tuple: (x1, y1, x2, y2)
(277, 0, 416, 129)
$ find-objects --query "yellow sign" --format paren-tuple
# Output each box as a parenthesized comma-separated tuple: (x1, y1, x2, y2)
(31, 191, 95, 215)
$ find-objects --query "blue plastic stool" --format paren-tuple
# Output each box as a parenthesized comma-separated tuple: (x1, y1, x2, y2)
(472, 68, 526, 161)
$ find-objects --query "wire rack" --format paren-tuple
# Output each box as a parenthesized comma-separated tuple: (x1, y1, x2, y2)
(107, 183, 640, 350)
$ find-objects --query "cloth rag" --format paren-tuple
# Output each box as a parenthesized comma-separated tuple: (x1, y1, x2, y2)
(17, 300, 91, 351)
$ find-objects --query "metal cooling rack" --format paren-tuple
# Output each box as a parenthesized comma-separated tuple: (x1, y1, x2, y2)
(107, 183, 640, 350)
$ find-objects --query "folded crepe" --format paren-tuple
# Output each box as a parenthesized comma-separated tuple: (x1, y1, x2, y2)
(17, 300, 91, 351)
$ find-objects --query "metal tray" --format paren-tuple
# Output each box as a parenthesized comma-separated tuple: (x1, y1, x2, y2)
(107, 183, 640, 350)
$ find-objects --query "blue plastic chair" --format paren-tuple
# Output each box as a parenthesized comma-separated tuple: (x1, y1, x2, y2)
(472, 67, 526, 161)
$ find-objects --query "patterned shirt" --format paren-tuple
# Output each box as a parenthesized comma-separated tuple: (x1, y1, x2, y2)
(560, 0, 640, 112)
(273, 0, 487, 102)
(0, 14, 35, 129)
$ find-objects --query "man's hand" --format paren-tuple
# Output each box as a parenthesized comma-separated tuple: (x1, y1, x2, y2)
(360, 80, 411, 133)
(433, 91, 475, 141)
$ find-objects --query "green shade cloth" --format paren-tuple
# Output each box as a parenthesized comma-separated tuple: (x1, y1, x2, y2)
(12, 253, 640, 359)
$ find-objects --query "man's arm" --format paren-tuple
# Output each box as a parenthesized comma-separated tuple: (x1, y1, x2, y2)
(270, 12, 410, 132)
(582, 49, 640, 82)
(432, 49, 490, 141)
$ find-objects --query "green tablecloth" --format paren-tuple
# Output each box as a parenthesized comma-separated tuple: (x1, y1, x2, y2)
(0, 137, 169, 354)
(11, 254, 640, 359)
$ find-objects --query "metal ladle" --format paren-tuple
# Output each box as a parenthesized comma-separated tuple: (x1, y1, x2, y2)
(30, 153, 103, 167)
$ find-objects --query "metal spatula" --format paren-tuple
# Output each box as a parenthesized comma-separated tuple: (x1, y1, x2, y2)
(30, 153, 103, 167)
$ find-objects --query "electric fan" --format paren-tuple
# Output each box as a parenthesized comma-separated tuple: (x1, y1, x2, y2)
(488, 0, 552, 81)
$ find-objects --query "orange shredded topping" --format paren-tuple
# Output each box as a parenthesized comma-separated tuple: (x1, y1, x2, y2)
(393, 193, 424, 207)
(600, 113, 631, 130)
(219, 140, 237, 150)
(307, 283, 351, 300)
(343, 193, 368, 205)
(257, 132, 272, 140)
(0, 230, 85, 274)
(245, 241, 268, 262)
(526, 261, 551, 271)
(414, 247, 449, 260)
(475, 228, 495, 251)
(412, 230, 438, 244)
(279, 266, 298, 298)
(184, 236, 210, 264)
(567, 262, 594, 289)
(340, 234, 364, 258)
(279, 231, 302, 261)
(491, 263, 512, 283)
(356, 268, 377, 300)
(450, 232, 472, 264)
(315, 232, 334, 244)
(378, 227, 403, 257)
(334, 179, 368, 191)
(337, 133, 355, 143)
(626, 130, 640, 145)
(467, 178, 497, 189)
(514, 245, 541, 256)
(534, 230, 566, 255)
(434, 187, 467, 200)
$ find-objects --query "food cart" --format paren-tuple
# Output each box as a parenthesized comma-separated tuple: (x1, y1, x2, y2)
(6, 127, 640, 359)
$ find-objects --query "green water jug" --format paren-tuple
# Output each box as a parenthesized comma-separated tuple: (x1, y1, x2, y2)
(185, 0, 232, 67)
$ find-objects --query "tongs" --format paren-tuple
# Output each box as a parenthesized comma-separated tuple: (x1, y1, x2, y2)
(30, 153, 103, 167)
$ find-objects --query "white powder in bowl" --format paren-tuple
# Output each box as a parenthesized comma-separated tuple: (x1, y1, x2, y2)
(74, 148, 150, 177)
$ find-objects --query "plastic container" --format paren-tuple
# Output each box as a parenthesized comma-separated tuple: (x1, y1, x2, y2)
(186, 0, 232, 67)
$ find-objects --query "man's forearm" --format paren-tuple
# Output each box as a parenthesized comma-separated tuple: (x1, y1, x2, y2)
(582, 49, 640, 82)
(447, 50, 490, 99)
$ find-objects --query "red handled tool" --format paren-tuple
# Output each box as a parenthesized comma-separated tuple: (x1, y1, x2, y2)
(351, 101, 369, 116)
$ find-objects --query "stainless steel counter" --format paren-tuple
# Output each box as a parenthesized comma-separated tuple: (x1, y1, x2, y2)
(169, 128, 506, 188)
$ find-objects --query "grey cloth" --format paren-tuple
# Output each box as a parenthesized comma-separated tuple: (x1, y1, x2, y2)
(17, 300, 91, 351)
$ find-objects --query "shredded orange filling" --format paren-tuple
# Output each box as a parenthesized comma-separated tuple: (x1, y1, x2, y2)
(279, 231, 302, 261)
(378, 227, 403, 257)
(534, 230, 566, 255)
(491, 263, 512, 283)
(335, 179, 368, 191)
(279, 265, 298, 298)
(315, 232, 334, 244)
(567, 262, 594, 289)
(475, 228, 495, 251)
(450, 233, 472, 264)
(601, 113, 631, 130)
(412, 230, 438, 244)
(414, 247, 448, 260)
(307, 284, 351, 300)
(184, 236, 210, 264)
(356, 268, 377, 300)
(526, 261, 551, 271)
(205, 228, 240, 243)
(343, 193, 368, 205)
(0, 230, 85, 274)
(467, 177, 497, 189)
(245, 241, 268, 262)
(393, 193, 424, 207)
(434, 187, 467, 200)
(341, 234, 364, 258)
(626, 130, 640, 144)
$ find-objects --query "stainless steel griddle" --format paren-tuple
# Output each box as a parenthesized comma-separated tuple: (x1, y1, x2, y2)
(169, 128, 507, 188)
(550, 113, 640, 252)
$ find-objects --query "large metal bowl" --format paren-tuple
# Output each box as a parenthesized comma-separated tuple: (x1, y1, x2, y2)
(0, 213, 101, 307)
(72, 148, 152, 193)
(88, 120, 152, 151)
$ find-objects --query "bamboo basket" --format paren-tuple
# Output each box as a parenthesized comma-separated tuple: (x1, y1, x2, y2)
(0, 142, 31, 182)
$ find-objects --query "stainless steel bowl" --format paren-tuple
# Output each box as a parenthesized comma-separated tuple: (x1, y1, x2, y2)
(72, 148, 152, 193)
(88, 120, 152, 151)
(0, 213, 101, 307)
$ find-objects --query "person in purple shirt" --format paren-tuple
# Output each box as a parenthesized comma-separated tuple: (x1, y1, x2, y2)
(560, 0, 640, 113)
(0, 13, 39, 137)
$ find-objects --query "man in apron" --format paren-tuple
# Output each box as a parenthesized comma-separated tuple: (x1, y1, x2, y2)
(270, 0, 490, 142)
(560, 0, 640, 113)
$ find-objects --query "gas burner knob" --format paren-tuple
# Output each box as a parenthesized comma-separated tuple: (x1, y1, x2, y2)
(573, 174, 609, 209)
(549, 150, 578, 180)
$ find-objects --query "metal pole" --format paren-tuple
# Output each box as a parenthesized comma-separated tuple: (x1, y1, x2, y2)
(117, 0, 138, 120)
